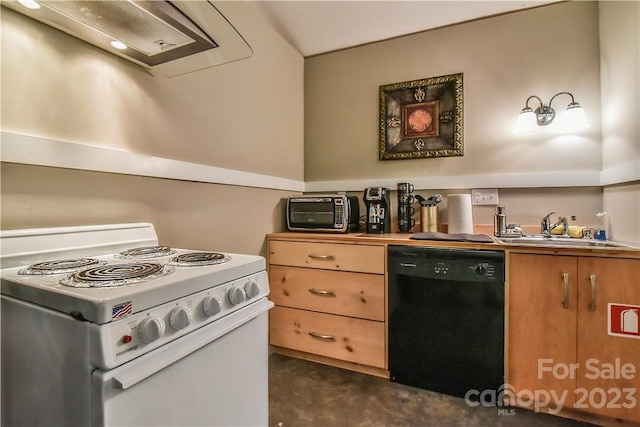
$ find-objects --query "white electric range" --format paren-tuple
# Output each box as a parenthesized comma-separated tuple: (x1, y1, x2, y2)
(1, 223, 273, 427)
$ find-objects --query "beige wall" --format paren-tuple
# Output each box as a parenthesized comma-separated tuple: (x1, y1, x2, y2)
(0, 1, 303, 254)
(0, 163, 289, 255)
(599, 1, 640, 246)
(599, 1, 640, 172)
(1, 2, 304, 180)
(2, 1, 638, 247)
(345, 187, 603, 233)
(304, 1, 640, 244)
(603, 184, 640, 246)
(304, 1, 601, 182)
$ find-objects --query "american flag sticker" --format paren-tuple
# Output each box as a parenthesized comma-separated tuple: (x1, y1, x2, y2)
(112, 301, 133, 320)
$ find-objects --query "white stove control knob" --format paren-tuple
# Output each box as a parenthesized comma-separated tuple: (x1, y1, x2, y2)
(138, 317, 165, 344)
(169, 306, 192, 330)
(228, 286, 246, 306)
(244, 280, 261, 299)
(203, 296, 222, 317)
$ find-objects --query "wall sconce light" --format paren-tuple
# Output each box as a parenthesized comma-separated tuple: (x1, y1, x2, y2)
(514, 92, 590, 135)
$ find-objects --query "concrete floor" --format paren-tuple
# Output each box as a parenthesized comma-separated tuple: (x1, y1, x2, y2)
(268, 354, 593, 427)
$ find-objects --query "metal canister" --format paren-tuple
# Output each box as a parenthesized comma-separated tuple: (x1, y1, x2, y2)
(420, 206, 438, 232)
(494, 206, 507, 236)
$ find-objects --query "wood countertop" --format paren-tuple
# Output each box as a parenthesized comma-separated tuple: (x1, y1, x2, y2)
(267, 232, 640, 259)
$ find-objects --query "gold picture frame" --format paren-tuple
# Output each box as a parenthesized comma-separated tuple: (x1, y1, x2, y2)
(379, 73, 463, 160)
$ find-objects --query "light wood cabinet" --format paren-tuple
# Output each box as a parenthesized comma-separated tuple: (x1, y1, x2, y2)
(268, 240, 385, 274)
(508, 253, 640, 423)
(269, 306, 385, 368)
(267, 238, 387, 374)
(269, 266, 385, 321)
(575, 257, 640, 422)
(508, 254, 578, 409)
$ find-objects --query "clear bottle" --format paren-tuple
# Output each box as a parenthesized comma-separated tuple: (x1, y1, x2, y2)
(595, 212, 608, 241)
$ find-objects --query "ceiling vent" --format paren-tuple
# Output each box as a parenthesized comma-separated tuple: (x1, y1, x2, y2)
(2, 0, 253, 77)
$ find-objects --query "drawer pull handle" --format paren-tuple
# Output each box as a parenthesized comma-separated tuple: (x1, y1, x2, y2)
(309, 332, 335, 341)
(589, 274, 597, 311)
(309, 288, 336, 297)
(562, 273, 569, 309)
(308, 254, 335, 261)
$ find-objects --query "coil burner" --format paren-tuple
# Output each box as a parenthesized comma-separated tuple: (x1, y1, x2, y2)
(168, 252, 231, 267)
(19, 258, 107, 275)
(59, 262, 174, 288)
(114, 246, 177, 260)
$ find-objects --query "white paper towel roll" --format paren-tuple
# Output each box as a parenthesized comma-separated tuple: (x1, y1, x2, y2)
(447, 194, 473, 234)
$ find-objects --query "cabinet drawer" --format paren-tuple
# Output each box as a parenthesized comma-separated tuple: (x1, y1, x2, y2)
(269, 266, 384, 321)
(269, 240, 385, 274)
(269, 306, 385, 368)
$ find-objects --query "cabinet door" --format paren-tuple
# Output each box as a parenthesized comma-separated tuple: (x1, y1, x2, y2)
(508, 253, 578, 410)
(576, 257, 640, 422)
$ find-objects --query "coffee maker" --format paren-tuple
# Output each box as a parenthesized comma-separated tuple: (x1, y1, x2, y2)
(364, 187, 391, 233)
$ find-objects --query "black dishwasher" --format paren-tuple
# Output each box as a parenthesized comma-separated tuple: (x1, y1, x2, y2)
(388, 245, 505, 400)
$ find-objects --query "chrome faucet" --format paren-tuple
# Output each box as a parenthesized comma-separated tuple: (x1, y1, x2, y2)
(542, 212, 577, 237)
(541, 211, 556, 236)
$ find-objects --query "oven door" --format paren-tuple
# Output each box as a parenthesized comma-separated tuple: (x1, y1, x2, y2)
(91, 298, 273, 427)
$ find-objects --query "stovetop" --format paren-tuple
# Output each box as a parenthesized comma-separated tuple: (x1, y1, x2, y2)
(0, 223, 272, 370)
(1, 247, 266, 324)
(0, 223, 267, 324)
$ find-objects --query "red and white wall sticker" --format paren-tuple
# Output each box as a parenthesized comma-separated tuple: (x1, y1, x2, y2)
(608, 303, 640, 339)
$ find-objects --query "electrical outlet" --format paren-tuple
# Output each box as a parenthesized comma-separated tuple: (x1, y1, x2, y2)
(472, 189, 499, 205)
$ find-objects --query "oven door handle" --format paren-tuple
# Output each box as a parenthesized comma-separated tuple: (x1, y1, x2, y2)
(112, 299, 273, 390)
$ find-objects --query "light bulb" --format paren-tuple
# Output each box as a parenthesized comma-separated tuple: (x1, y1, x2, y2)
(554, 104, 590, 133)
(514, 109, 540, 135)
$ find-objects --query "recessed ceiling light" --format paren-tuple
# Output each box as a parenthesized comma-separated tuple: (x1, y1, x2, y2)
(110, 40, 127, 50)
(17, 0, 40, 10)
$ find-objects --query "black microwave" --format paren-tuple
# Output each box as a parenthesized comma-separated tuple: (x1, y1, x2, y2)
(286, 195, 360, 233)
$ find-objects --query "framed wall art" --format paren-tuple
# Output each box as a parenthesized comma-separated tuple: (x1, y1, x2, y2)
(379, 73, 463, 160)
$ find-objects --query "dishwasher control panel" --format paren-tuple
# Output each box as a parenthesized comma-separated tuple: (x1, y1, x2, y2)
(388, 246, 505, 282)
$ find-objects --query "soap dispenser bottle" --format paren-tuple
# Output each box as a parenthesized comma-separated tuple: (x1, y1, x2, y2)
(595, 211, 608, 241)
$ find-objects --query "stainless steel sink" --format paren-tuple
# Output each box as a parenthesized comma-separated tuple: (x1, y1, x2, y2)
(497, 235, 635, 249)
